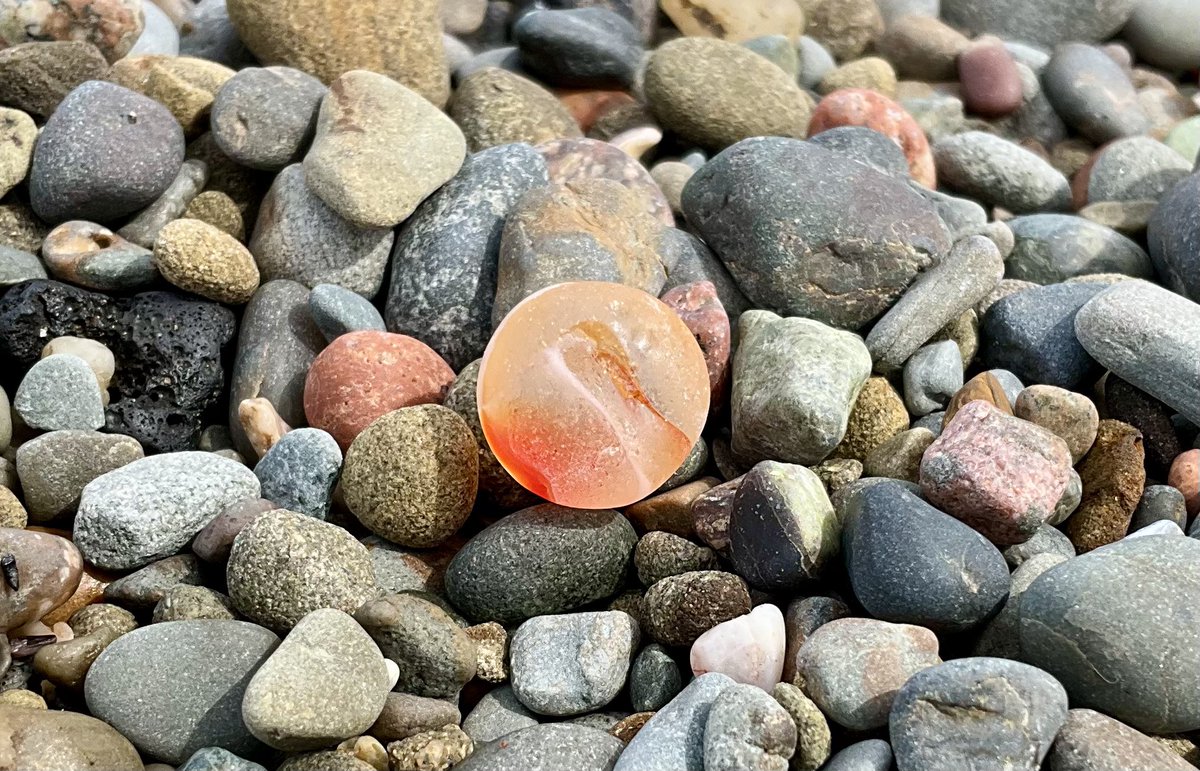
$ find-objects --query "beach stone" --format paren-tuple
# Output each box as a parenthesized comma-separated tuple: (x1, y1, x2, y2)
(14, 354, 104, 431)
(459, 724, 624, 771)
(254, 428, 342, 520)
(37, 221, 151, 292)
(183, 190, 244, 239)
(635, 532, 718, 586)
(903, 340, 962, 416)
(84, 620, 279, 764)
(386, 725, 472, 770)
(450, 68, 580, 152)
(106, 55, 233, 138)
(1075, 281, 1200, 427)
(691, 480, 739, 554)
(211, 66, 326, 171)
(510, 611, 636, 716)
(242, 608, 389, 751)
(1122, 0, 1200, 72)
(703, 683, 796, 771)
(1013, 386, 1099, 463)
(689, 603, 785, 691)
(631, 644, 682, 712)
(1047, 709, 1197, 771)
(445, 504, 637, 624)
(807, 90, 936, 187)
(513, 8, 641, 88)
(731, 310, 871, 466)
(1132, 485, 1188, 531)
(226, 508, 377, 631)
(0, 487, 25, 528)
(684, 138, 949, 328)
(1019, 534, 1200, 732)
(115, 158, 207, 249)
(801, 0, 883, 59)
(1082, 137, 1191, 206)
(462, 686, 539, 744)
(770, 683, 830, 771)
(251, 164, 394, 296)
(808, 125, 909, 180)
(226, 0, 449, 106)
(942, 0, 1135, 47)
(1007, 215, 1153, 285)
(818, 58, 896, 97)
(539, 137, 673, 228)
(354, 592, 476, 698)
(0, 107, 34, 199)
(643, 571, 751, 648)
(1148, 171, 1200, 302)
(0, 244, 46, 288)
(782, 597, 853, 685)
(844, 481, 1010, 632)
(660, 229, 752, 323)
(0, 705, 144, 770)
(30, 81, 184, 225)
(832, 377, 909, 463)
(153, 218, 259, 304)
(877, 16, 966, 82)
(371, 692, 462, 743)
(922, 400, 1073, 545)
(1004, 525, 1076, 568)
(128, 1, 178, 57)
(276, 752, 377, 771)
(177, 748, 265, 771)
(942, 370, 1012, 426)
(0, 528, 82, 632)
(1171, 451, 1199, 518)
(975, 552, 1069, 659)
(1043, 43, 1149, 144)
(982, 282, 1105, 390)
(823, 740, 893, 771)
(659, 0, 803, 41)
(660, 281, 731, 411)
(307, 283, 385, 343)
(742, 34, 799, 78)
(103, 553, 202, 610)
(72, 451, 255, 570)
(0, 0, 143, 61)
(303, 70, 465, 229)
(387, 143, 549, 370)
(0, 41, 108, 119)
(1104, 375, 1183, 474)
(890, 657, 1068, 771)
(1066, 419, 1145, 552)
(643, 37, 809, 152)
(152, 585, 235, 622)
(614, 672, 734, 771)
(863, 428, 935, 483)
(934, 131, 1070, 214)
(958, 40, 1023, 118)
(626, 478, 720, 538)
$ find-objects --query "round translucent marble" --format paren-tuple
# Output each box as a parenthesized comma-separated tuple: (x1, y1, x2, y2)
(478, 282, 710, 509)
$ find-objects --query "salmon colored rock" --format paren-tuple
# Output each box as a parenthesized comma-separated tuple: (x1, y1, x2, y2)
(304, 330, 455, 450)
(556, 89, 634, 134)
(660, 280, 731, 414)
(477, 281, 710, 509)
(808, 88, 936, 188)
(1169, 449, 1199, 517)
(957, 42, 1024, 119)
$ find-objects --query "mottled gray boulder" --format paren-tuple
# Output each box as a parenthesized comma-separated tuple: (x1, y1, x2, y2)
(614, 673, 735, 771)
(731, 310, 871, 466)
(211, 66, 326, 171)
(1075, 280, 1200, 427)
(889, 657, 1068, 771)
(253, 428, 341, 520)
(823, 740, 894, 771)
(74, 452, 260, 570)
(13, 354, 105, 431)
(903, 340, 962, 416)
(1018, 535, 1200, 733)
(1007, 215, 1154, 284)
(682, 137, 950, 330)
(703, 683, 797, 771)
(386, 143, 549, 370)
(1046, 709, 1197, 771)
(457, 724, 624, 771)
(941, 0, 1135, 47)
(934, 132, 1071, 214)
(1147, 170, 1200, 302)
(1043, 43, 1150, 144)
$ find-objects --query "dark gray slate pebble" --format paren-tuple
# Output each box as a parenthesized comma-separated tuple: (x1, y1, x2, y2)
(0, 280, 236, 453)
(822, 739, 894, 771)
(103, 554, 203, 610)
(1007, 214, 1153, 284)
(1147, 170, 1200, 302)
(227, 280, 324, 457)
(659, 228, 751, 321)
(1131, 485, 1188, 531)
(683, 137, 950, 330)
(1042, 43, 1150, 145)
(386, 142, 549, 371)
(1047, 708, 1197, 771)
(84, 620, 279, 765)
(1019, 534, 1200, 733)
(1003, 523, 1075, 568)
(253, 428, 342, 520)
(514, 8, 642, 88)
(456, 723, 624, 771)
(444, 504, 638, 624)
(30, 81, 185, 224)
(843, 481, 1009, 632)
(211, 66, 326, 171)
(13, 354, 105, 431)
(614, 672, 734, 771)
(308, 283, 385, 342)
(980, 282, 1105, 390)
(933, 131, 1071, 214)
(0, 245, 47, 287)
(889, 657, 1068, 770)
(809, 126, 910, 179)
(631, 643, 682, 712)
(1085, 137, 1191, 205)
(179, 747, 267, 771)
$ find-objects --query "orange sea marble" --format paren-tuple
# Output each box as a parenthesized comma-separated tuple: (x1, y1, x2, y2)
(477, 282, 710, 509)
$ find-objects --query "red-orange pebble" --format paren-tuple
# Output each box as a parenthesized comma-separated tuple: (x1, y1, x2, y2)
(808, 88, 937, 188)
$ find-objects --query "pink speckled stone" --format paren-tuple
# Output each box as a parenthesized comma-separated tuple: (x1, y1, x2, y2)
(919, 400, 1072, 546)
(660, 280, 731, 414)
(1169, 449, 1199, 517)
(690, 603, 786, 691)
(0, 527, 83, 633)
(808, 88, 936, 188)
(958, 42, 1023, 119)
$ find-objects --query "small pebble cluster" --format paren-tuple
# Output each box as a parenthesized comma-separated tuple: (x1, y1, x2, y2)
(0, 0, 1199, 770)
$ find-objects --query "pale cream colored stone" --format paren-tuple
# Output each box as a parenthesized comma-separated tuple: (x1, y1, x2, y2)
(690, 603, 786, 691)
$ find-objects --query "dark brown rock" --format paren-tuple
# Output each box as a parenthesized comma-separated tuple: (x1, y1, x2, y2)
(1067, 420, 1146, 553)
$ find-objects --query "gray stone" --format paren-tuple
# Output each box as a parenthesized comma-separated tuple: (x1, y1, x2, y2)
(0, 245, 46, 288)
(84, 620, 279, 764)
(614, 672, 735, 771)
(1049, 469, 1083, 527)
(731, 310, 871, 466)
(1007, 214, 1154, 284)
(1003, 524, 1075, 567)
(30, 81, 185, 224)
(634, 530, 718, 586)
(703, 683, 797, 771)
(180, 0, 253, 67)
(309, 283, 385, 342)
(74, 451, 260, 570)
(867, 235, 1002, 372)
(1122, 0, 1200, 73)
(228, 280, 325, 457)
(1043, 43, 1150, 144)
(178, 747, 267, 771)
(941, 0, 1135, 47)
(823, 740, 894, 771)
(118, 159, 209, 248)
(386, 142, 549, 370)
(982, 282, 1106, 390)
(974, 552, 1069, 659)
(152, 585, 236, 622)
(659, 228, 751, 321)
(903, 340, 962, 416)
(462, 685, 540, 744)
(242, 608, 390, 751)
(809, 126, 910, 179)
(844, 482, 1010, 632)
(683, 137, 950, 329)
(212, 66, 326, 171)
(1085, 137, 1192, 204)
(889, 657, 1068, 771)
(128, 1, 179, 56)
(913, 185, 988, 243)
(1075, 280, 1200, 427)
(1019, 534, 1200, 732)
(445, 504, 637, 624)
(354, 593, 477, 699)
(513, 7, 642, 88)
(992, 62, 1068, 149)
(250, 164, 394, 296)
(104, 553, 203, 610)
(0, 703, 137, 768)
(253, 428, 342, 520)
(933, 131, 1071, 214)
(1045, 708, 1197, 771)
(1131, 485, 1188, 531)
(510, 611, 636, 716)
(1148, 170, 1200, 302)
(743, 34, 800, 78)
(0, 41, 110, 120)
(631, 643, 682, 712)
(796, 36, 836, 90)
(987, 369, 1025, 405)
(14, 354, 104, 431)
(457, 724, 625, 771)
(226, 508, 378, 632)
(371, 691, 463, 743)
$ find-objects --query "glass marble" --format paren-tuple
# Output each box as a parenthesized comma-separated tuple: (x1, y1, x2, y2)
(478, 282, 710, 509)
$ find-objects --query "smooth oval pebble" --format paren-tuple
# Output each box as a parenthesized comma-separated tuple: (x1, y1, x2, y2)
(42, 220, 158, 291)
(211, 66, 326, 171)
(1042, 43, 1150, 144)
(958, 42, 1023, 118)
(934, 131, 1071, 214)
(1006, 214, 1154, 284)
(153, 218, 260, 304)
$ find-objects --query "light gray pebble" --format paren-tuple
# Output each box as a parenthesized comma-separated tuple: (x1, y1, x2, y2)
(903, 340, 963, 416)
(1084, 136, 1192, 204)
(703, 683, 796, 771)
(462, 685, 540, 744)
(14, 354, 105, 431)
(253, 427, 341, 520)
(1003, 524, 1075, 568)
(128, 1, 179, 56)
(0, 245, 47, 288)
(211, 67, 326, 171)
(456, 724, 624, 771)
(118, 159, 208, 248)
(308, 283, 385, 342)
(796, 36, 836, 90)
(934, 131, 1070, 213)
(1043, 43, 1151, 144)
(614, 673, 735, 771)
(1006, 214, 1154, 284)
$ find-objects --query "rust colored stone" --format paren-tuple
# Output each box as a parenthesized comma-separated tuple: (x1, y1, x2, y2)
(958, 41, 1023, 119)
(625, 477, 721, 537)
(943, 371, 1013, 427)
(611, 711, 655, 743)
(808, 88, 936, 187)
(556, 89, 636, 134)
(1067, 420, 1146, 553)
(660, 281, 731, 414)
(1169, 449, 1199, 518)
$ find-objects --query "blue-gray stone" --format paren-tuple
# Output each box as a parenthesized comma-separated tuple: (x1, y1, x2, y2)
(614, 672, 735, 771)
(462, 685, 540, 744)
(942, 0, 1135, 48)
(742, 35, 800, 78)
(823, 739, 894, 771)
(1131, 485, 1188, 531)
(914, 185, 988, 242)
(1042, 43, 1150, 144)
(308, 283, 385, 342)
(179, 0, 253, 67)
(0, 244, 47, 288)
(797, 36, 836, 90)
(254, 428, 342, 520)
(178, 747, 267, 771)
(810, 126, 909, 179)
(981, 282, 1106, 390)
(631, 643, 682, 712)
(986, 369, 1025, 405)
(903, 340, 962, 416)
(1085, 137, 1192, 204)
(211, 67, 326, 172)
(1003, 524, 1075, 568)
(128, 1, 179, 56)
(1147, 169, 1200, 302)
(514, 8, 642, 88)
(974, 552, 1069, 658)
(386, 143, 549, 370)
(1007, 214, 1154, 284)
(457, 724, 624, 771)
(933, 131, 1071, 214)
(659, 228, 751, 321)
(13, 353, 104, 431)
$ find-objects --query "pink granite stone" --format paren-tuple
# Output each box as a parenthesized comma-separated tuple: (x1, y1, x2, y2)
(919, 400, 1072, 546)
(1169, 449, 1199, 517)
(690, 603, 786, 691)
(660, 281, 731, 415)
